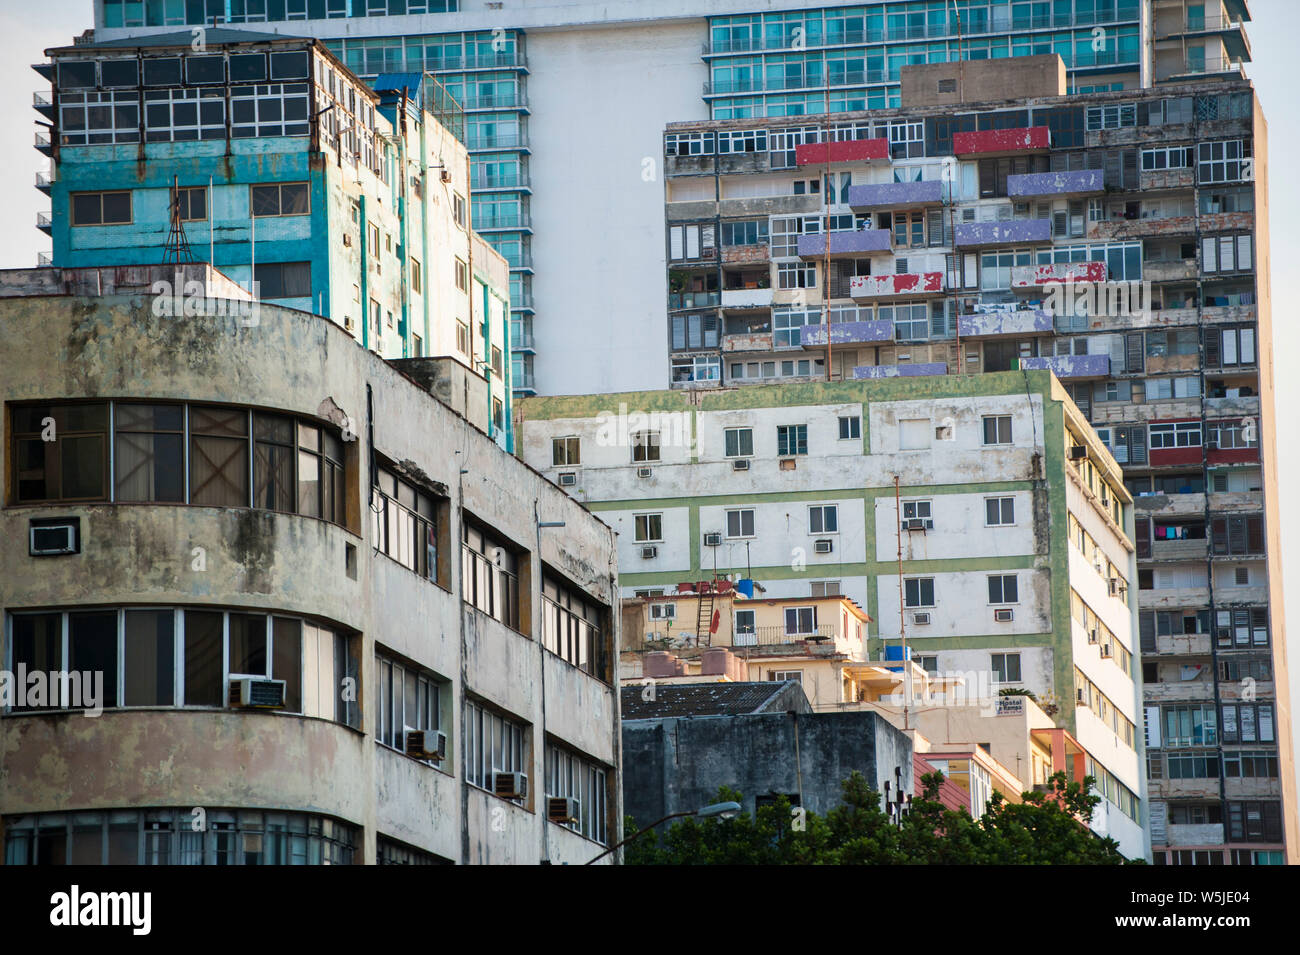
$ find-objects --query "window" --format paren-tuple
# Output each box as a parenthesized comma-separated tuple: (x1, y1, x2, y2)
(902, 500, 931, 525)
(1222, 703, 1276, 744)
(455, 258, 469, 292)
(988, 574, 1019, 604)
(1086, 103, 1137, 130)
(58, 90, 140, 146)
(631, 431, 661, 463)
(838, 416, 861, 440)
(769, 670, 803, 684)
(985, 497, 1015, 526)
(634, 514, 662, 543)
(777, 263, 816, 289)
(371, 465, 442, 583)
(809, 580, 840, 597)
(2, 809, 355, 866)
(991, 652, 1022, 684)
(668, 223, 716, 261)
(375, 652, 445, 760)
(463, 698, 526, 801)
(231, 83, 310, 139)
(1227, 801, 1283, 843)
(542, 574, 608, 678)
(777, 424, 808, 456)
(1149, 421, 1202, 449)
(721, 220, 768, 246)
(172, 186, 207, 222)
(808, 504, 838, 534)
(1224, 751, 1279, 779)
(70, 190, 131, 226)
(552, 436, 580, 466)
(1141, 146, 1193, 171)
(13, 403, 109, 503)
(726, 508, 755, 539)
(6, 608, 357, 726)
(1163, 704, 1217, 748)
(253, 261, 312, 299)
(250, 182, 309, 217)
(904, 577, 935, 608)
(1197, 140, 1252, 184)
(377, 837, 449, 866)
(453, 193, 467, 228)
(460, 521, 522, 630)
(492, 398, 503, 432)
(545, 743, 609, 845)
(724, 427, 753, 457)
(13, 401, 344, 522)
(1201, 234, 1253, 274)
(982, 415, 1012, 445)
(410, 258, 422, 294)
(456, 321, 470, 355)
(784, 607, 816, 635)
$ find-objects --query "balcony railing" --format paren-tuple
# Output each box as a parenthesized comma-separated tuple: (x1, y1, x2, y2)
(456, 92, 527, 111)
(36, 211, 51, 230)
(471, 171, 530, 190)
(466, 131, 527, 150)
(423, 51, 526, 71)
(474, 213, 531, 230)
(33, 91, 51, 108)
(37, 251, 51, 267)
(669, 291, 721, 310)
(733, 624, 838, 647)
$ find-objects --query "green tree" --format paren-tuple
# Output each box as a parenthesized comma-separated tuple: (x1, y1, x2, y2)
(624, 770, 1137, 865)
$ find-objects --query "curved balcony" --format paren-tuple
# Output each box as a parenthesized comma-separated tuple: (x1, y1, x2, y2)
(0, 708, 367, 821)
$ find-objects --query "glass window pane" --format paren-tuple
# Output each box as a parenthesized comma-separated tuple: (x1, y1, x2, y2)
(69, 610, 119, 709)
(228, 613, 268, 676)
(272, 617, 302, 712)
(183, 610, 224, 706)
(124, 609, 174, 706)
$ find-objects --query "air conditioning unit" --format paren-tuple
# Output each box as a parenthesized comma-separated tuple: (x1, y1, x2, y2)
(547, 796, 580, 825)
(814, 539, 833, 554)
(1108, 578, 1122, 596)
(994, 608, 1014, 623)
(405, 729, 447, 762)
(703, 532, 722, 547)
(558, 472, 577, 487)
(1100, 643, 1113, 659)
(1088, 628, 1099, 644)
(912, 612, 931, 625)
(345, 316, 355, 331)
(732, 458, 750, 471)
(636, 466, 653, 478)
(1077, 688, 1088, 705)
(641, 545, 658, 559)
(229, 677, 286, 709)
(1069, 445, 1088, 460)
(29, 518, 79, 556)
(493, 771, 527, 800)
(440, 169, 453, 184)
(903, 518, 930, 531)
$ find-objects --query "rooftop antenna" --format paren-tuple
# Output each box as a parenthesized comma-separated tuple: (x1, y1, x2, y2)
(162, 175, 195, 266)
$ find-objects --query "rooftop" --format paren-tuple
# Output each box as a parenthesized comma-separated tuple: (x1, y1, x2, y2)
(620, 680, 808, 720)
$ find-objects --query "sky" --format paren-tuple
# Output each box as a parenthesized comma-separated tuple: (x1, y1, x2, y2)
(1, 1, 1298, 772)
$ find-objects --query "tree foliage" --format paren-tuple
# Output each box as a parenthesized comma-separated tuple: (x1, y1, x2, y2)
(624, 770, 1139, 865)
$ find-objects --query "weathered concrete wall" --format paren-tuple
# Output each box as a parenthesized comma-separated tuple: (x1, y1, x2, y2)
(622, 710, 911, 826)
(901, 55, 1066, 107)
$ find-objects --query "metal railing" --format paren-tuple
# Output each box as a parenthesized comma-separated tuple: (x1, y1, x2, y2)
(37, 251, 52, 267)
(36, 211, 51, 229)
(474, 213, 531, 230)
(471, 171, 530, 190)
(669, 291, 721, 310)
(422, 51, 526, 71)
(466, 131, 527, 150)
(33, 91, 51, 108)
(456, 91, 527, 111)
(733, 624, 837, 646)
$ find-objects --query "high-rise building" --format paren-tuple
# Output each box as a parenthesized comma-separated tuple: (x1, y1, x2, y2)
(35, 29, 514, 446)
(0, 263, 621, 865)
(517, 370, 1148, 857)
(85, 1, 1249, 397)
(649, 53, 1291, 863)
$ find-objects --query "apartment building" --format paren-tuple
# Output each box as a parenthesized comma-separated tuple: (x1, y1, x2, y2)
(0, 264, 620, 865)
(87, 1, 1243, 397)
(518, 371, 1145, 846)
(655, 54, 1290, 864)
(35, 29, 513, 446)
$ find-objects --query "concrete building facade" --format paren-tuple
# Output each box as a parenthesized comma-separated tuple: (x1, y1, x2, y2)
(36, 30, 514, 446)
(83, 1, 1251, 397)
(0, 265, 620, 865)
(518, 371, 1146, 851)
(654, 57, 1292, 864)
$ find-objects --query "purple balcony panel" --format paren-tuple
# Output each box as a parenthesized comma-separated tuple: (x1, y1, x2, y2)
(801, 319, 894, 347)
(852, 362, 947, 380)
(954, 219, 1052, 248)
(1007, 169, 1104, 198)
(797, 229, 891, 258)
(848, 179, 944, 210)
(957, 310, 1054, 338)
(1019, 354, 1111, 378)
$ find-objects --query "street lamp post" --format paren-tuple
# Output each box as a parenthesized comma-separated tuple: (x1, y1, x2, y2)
(583, 801, 742, 865)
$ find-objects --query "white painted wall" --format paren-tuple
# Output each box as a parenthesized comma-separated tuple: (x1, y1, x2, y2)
(873, 490, 1037, 563)
(875, 569, 1053, 641)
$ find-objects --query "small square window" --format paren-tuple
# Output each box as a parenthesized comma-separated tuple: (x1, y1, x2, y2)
(985, 497, 1015, 526)
(838, 416, 861, 440)
(982, 415, 1013, 445)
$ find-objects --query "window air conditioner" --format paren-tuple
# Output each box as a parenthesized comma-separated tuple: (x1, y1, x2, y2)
(1069, 445, 1088, 460)
(29, 519, 79, 556)
(547, 797, 580, 825)
(703, 532, 722, 547)
(912, 612, 931, 625)
(641, 545, 658, 559)
(994, 608, 1014, 623)
(229, 678, 287, 709)
(903, 518, 930, 531)
(493, 771, 528, 800)
(1101, 643, 1113, 659)
(405, 729, 447, 761)
(558, 472, 577, 486)
(814, 539, 833, 554)
(732, 458, 750, 471)
(637, 466, 653, 478)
